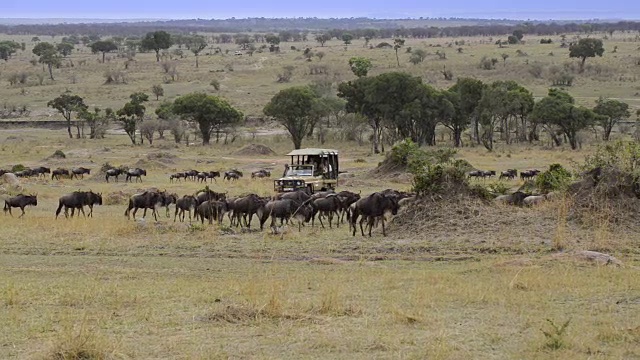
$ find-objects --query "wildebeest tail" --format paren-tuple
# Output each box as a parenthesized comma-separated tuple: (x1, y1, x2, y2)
(3, 201, 8, 213)
(124, 199, 133, 217)
(55, 200, 64, 218)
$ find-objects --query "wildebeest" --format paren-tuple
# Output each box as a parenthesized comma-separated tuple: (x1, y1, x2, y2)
(3, 194, 38, 217)
(105, 168, 124, 182)
(174, 195, 197, 222)
(55, 190, 102, 219)
(51, 168, 70, 180)
(184, 169, 199, 181)
(350, 192, 400, 237)
(335, 190, 361, 224)
(169, 172, 186, 183)
(251, 169, 271, 179)
(161, 192, 178, 217)
(468, 170, 483, 179)
(310, 194, 342, 228)
(125, 168, 147, 183)
(500, 169, 518, 180)
(224, 169, 243, 181)
(275, 189, 311, 204)
(124, 190, 165, 221)
(260, 198, 312, 232)
(15, 169, 34, 178)
(520, 169, 540, 181)
(195, 188, 227, 205)
(494, 191, 530, 206)
(32, 166, 51, 178)
(228, 193, 267, 228)
(70, 167, 91, 180)
(206, 171, 221, 183)
(482, 170, 496, 178)
(195, 200, 229, 225)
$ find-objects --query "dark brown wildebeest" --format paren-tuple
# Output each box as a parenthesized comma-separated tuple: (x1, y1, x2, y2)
(105, 168, 123, 182)
(206, 171, 220, 183)
(55, 190, 102, 219)
(520, 169, 540, 181)
(169, 172, 186, 183)
(126, 168, 147, 183)
(482, 170, 496, 178)
(161, 193, 178, 218)
(275, 189, 311, 204)
(15, 169, 34, 178)
(195, 188, 226, 205)
(229, 193, 268, 228)
(310, 195, 342, 228)
(224, 169, 243, 181)
(251, 169, 271, 178)
(194, 200, 229, 225)
(184, 169, 199, 181)
(174, 195, 197, 222)
(336, 190, 361, 224)
(196, 172, 208, 183)
(259, 199, 313, 232)
(4, 194, 38, 217)
(351, 192, 400, 237)
(124, 190, 165, 221)
(32, 166, 51, 178)
(70, 167, 91, 180)
(51, 168, 70, 180)
(499, 169, 518, 180)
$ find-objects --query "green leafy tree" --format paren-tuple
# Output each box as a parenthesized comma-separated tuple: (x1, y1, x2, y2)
(172, 93, 243, 145)
(90, 40, 118, 62)
(264, 86, 320, 149)
(342, 33, 354, 45)
(116, 92, 149, 145)
(315, 33, 331, 47)
(409, 48, 427, 65)
(0, 40, 21, 61)
(140, 31, 173, 62)
(593, 97, 631, 141)
(151, 84, 164, 101)
(78, 107, 113, 139)
(448, 78, 485, 146)
(185, 35, 207, 68)
(265, 34, 280, 46)
(569, 38, 604, 73)
(348, 57, 373, 77)
(32, 42, 61, 80)
(393, 38, 405, 67)
(513, 29, 525, 41)
(56, 42, 74, 57)
(47, 93, 88, 139)
(532, 89, 598, 149)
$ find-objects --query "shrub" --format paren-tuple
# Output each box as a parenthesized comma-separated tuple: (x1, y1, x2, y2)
(487, 181, 510, 195)
(210, 79, 220, 91)
(541, 318, 571, 350)
(11, 164, 26, 172)
(51, 150, 66, 159)
(375, 42, 392, 49)
(536, 163, 572, 192)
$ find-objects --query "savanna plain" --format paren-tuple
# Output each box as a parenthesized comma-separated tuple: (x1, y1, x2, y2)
(1, 23, 640, 359)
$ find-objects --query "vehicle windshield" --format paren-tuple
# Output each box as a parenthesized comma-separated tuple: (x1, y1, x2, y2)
(285, 165, 313, 177)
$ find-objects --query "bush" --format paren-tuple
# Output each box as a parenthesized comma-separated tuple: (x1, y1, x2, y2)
(412, 162, 468, 196)
(580, 141, 640, 174)
(536, 163, 572, 192)
(52, 150, 66, 159)
(210, 79, 220, 91)
(487, 181, 510, 195)
(11, 164, 26, 172)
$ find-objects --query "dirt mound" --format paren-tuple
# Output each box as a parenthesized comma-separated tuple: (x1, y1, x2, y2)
(0, 173, 24, 193)
(105, 191, 131, 205)
(234, 144, 275, 156)
(133, 159, 168, 170)
(146, 152, 176, 164)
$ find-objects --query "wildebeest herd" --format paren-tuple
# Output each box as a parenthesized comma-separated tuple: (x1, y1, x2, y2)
(469, 168, 541, 181)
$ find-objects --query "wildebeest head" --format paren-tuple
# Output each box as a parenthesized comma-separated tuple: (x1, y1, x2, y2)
(89, 191, 103, 205)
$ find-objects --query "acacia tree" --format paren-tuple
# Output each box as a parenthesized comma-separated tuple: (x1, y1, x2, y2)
(186, 35, 207, 68)
(78, 107, 113, 139)
(172, 93, 243, 145)
(393, 38, 405, 67)
(348, 57, 372, 77)
(47, 94, 88, 138)
(0, 40, 21, 61)
(90, 40, 118, 62)
(140, 31, 172, 62)
(342, 33, 354, 45)
(264, 86, 320, 149)
(32, 42, 61, 80)
(315, 33, 331, 47)
(593, 97, 630, 141)
(56, 42, 74, 57)
(569, 38, 604, 73)
(448, 77, 485, 145)
(151, 84, 164, 101)
(116, 92, 149, 145)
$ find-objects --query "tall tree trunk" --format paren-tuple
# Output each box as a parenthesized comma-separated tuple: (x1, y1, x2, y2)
(155, 50, 160, 62)
(47, 63, 54, 80)
(195, 54, 199, 68)
(102, 52, 106, 63)
(66, 119, 73, 139)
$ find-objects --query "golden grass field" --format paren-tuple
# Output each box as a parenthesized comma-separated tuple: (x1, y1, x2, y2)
(1, 31, 640, 359)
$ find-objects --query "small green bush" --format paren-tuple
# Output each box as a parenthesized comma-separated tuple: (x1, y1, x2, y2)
(536, 163, 572, 192)
(52, 150, 66, 158)
(11, 164, 26, 172)
(487, 181, 510, 195)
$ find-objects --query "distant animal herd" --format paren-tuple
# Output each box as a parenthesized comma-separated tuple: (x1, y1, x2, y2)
(1, 165, 554, 236)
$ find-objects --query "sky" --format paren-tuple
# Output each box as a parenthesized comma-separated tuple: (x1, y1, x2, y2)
(1, 0, 639, 20)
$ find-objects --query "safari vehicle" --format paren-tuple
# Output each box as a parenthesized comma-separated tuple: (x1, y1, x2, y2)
(274, 148, 339, 193)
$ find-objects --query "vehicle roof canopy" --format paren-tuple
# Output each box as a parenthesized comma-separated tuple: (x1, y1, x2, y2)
(286, 148, 339, 156)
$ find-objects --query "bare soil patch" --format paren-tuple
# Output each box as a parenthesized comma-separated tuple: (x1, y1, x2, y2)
(234, 143, 276, 156)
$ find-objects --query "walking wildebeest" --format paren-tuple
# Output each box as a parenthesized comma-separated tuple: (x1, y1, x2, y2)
(224, 169, 243, 181)
(229, 193, 267, 228)
(520, 169, 540, 181)
(336, 190, 361, 224)
(500, 169, 518, 180)
(105, 168, 124, 182)
(161, 193, 178, 218)
(4, 194, 38, 217)
(195, 188, 227, 205)
(55, 190, 102, 219)
(32, 166, 51, 178)
(184, 169, 199, 181)
(15, 169, 33, 178)
(310, 194, 342, 228)
(260, 198, 312, 232)
(125, 168, 147, 183)
(169, 172, 186, 183)
(482, 170, 496, 178)
(174, 195, 197, 222)
(124, 190, 165, 221)
(70, 167, 91, 180)
(51, 168, 70, 180)
(206, 171, 221, 183)
(194, 200, 229, 225)
(350, 192, 400, 237)
(251, 169, 271, 179)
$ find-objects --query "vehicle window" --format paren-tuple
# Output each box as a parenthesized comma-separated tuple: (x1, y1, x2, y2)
(285, 165, 313, 176)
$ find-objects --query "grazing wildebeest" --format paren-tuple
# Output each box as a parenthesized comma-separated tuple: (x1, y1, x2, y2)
(229, 193, 267, 228)
(499, 169, 518, 180)
(124, 190, 165, 221)
(125, 168, 147, 183)
(55, 190, 102, 219)
(251, 169, 271, 179)
(174, 195, 197, 222)
(310, 195, 342, 228)
(169, 172, 186, 183)
(32, 166, 51, 178)
(520, 169, 540, 181)
(105, 168, 124, 182)
(206, 171, 221, 183)
(71, 167, 91, 180)
(351, 192, 400, 237)
(224, 169, 243, 181)
(51, 168, 69, 180)
(4, 194, 38, 217)
(195, 200, 229, 225)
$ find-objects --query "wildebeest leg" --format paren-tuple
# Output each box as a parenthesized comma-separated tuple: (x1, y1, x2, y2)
(174, 208, 179, 222)
(381, 217, 387, 237)
(78, 206, 86, 218)
(318, 213, 325, 228)
(367, 217, 375, 237)
(133, 208, 140, 220)
(359, 217, 366, 236)
(19, 206, 26, 218)
(187, 209, 192, 223)
(88, 205, 93, 218)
